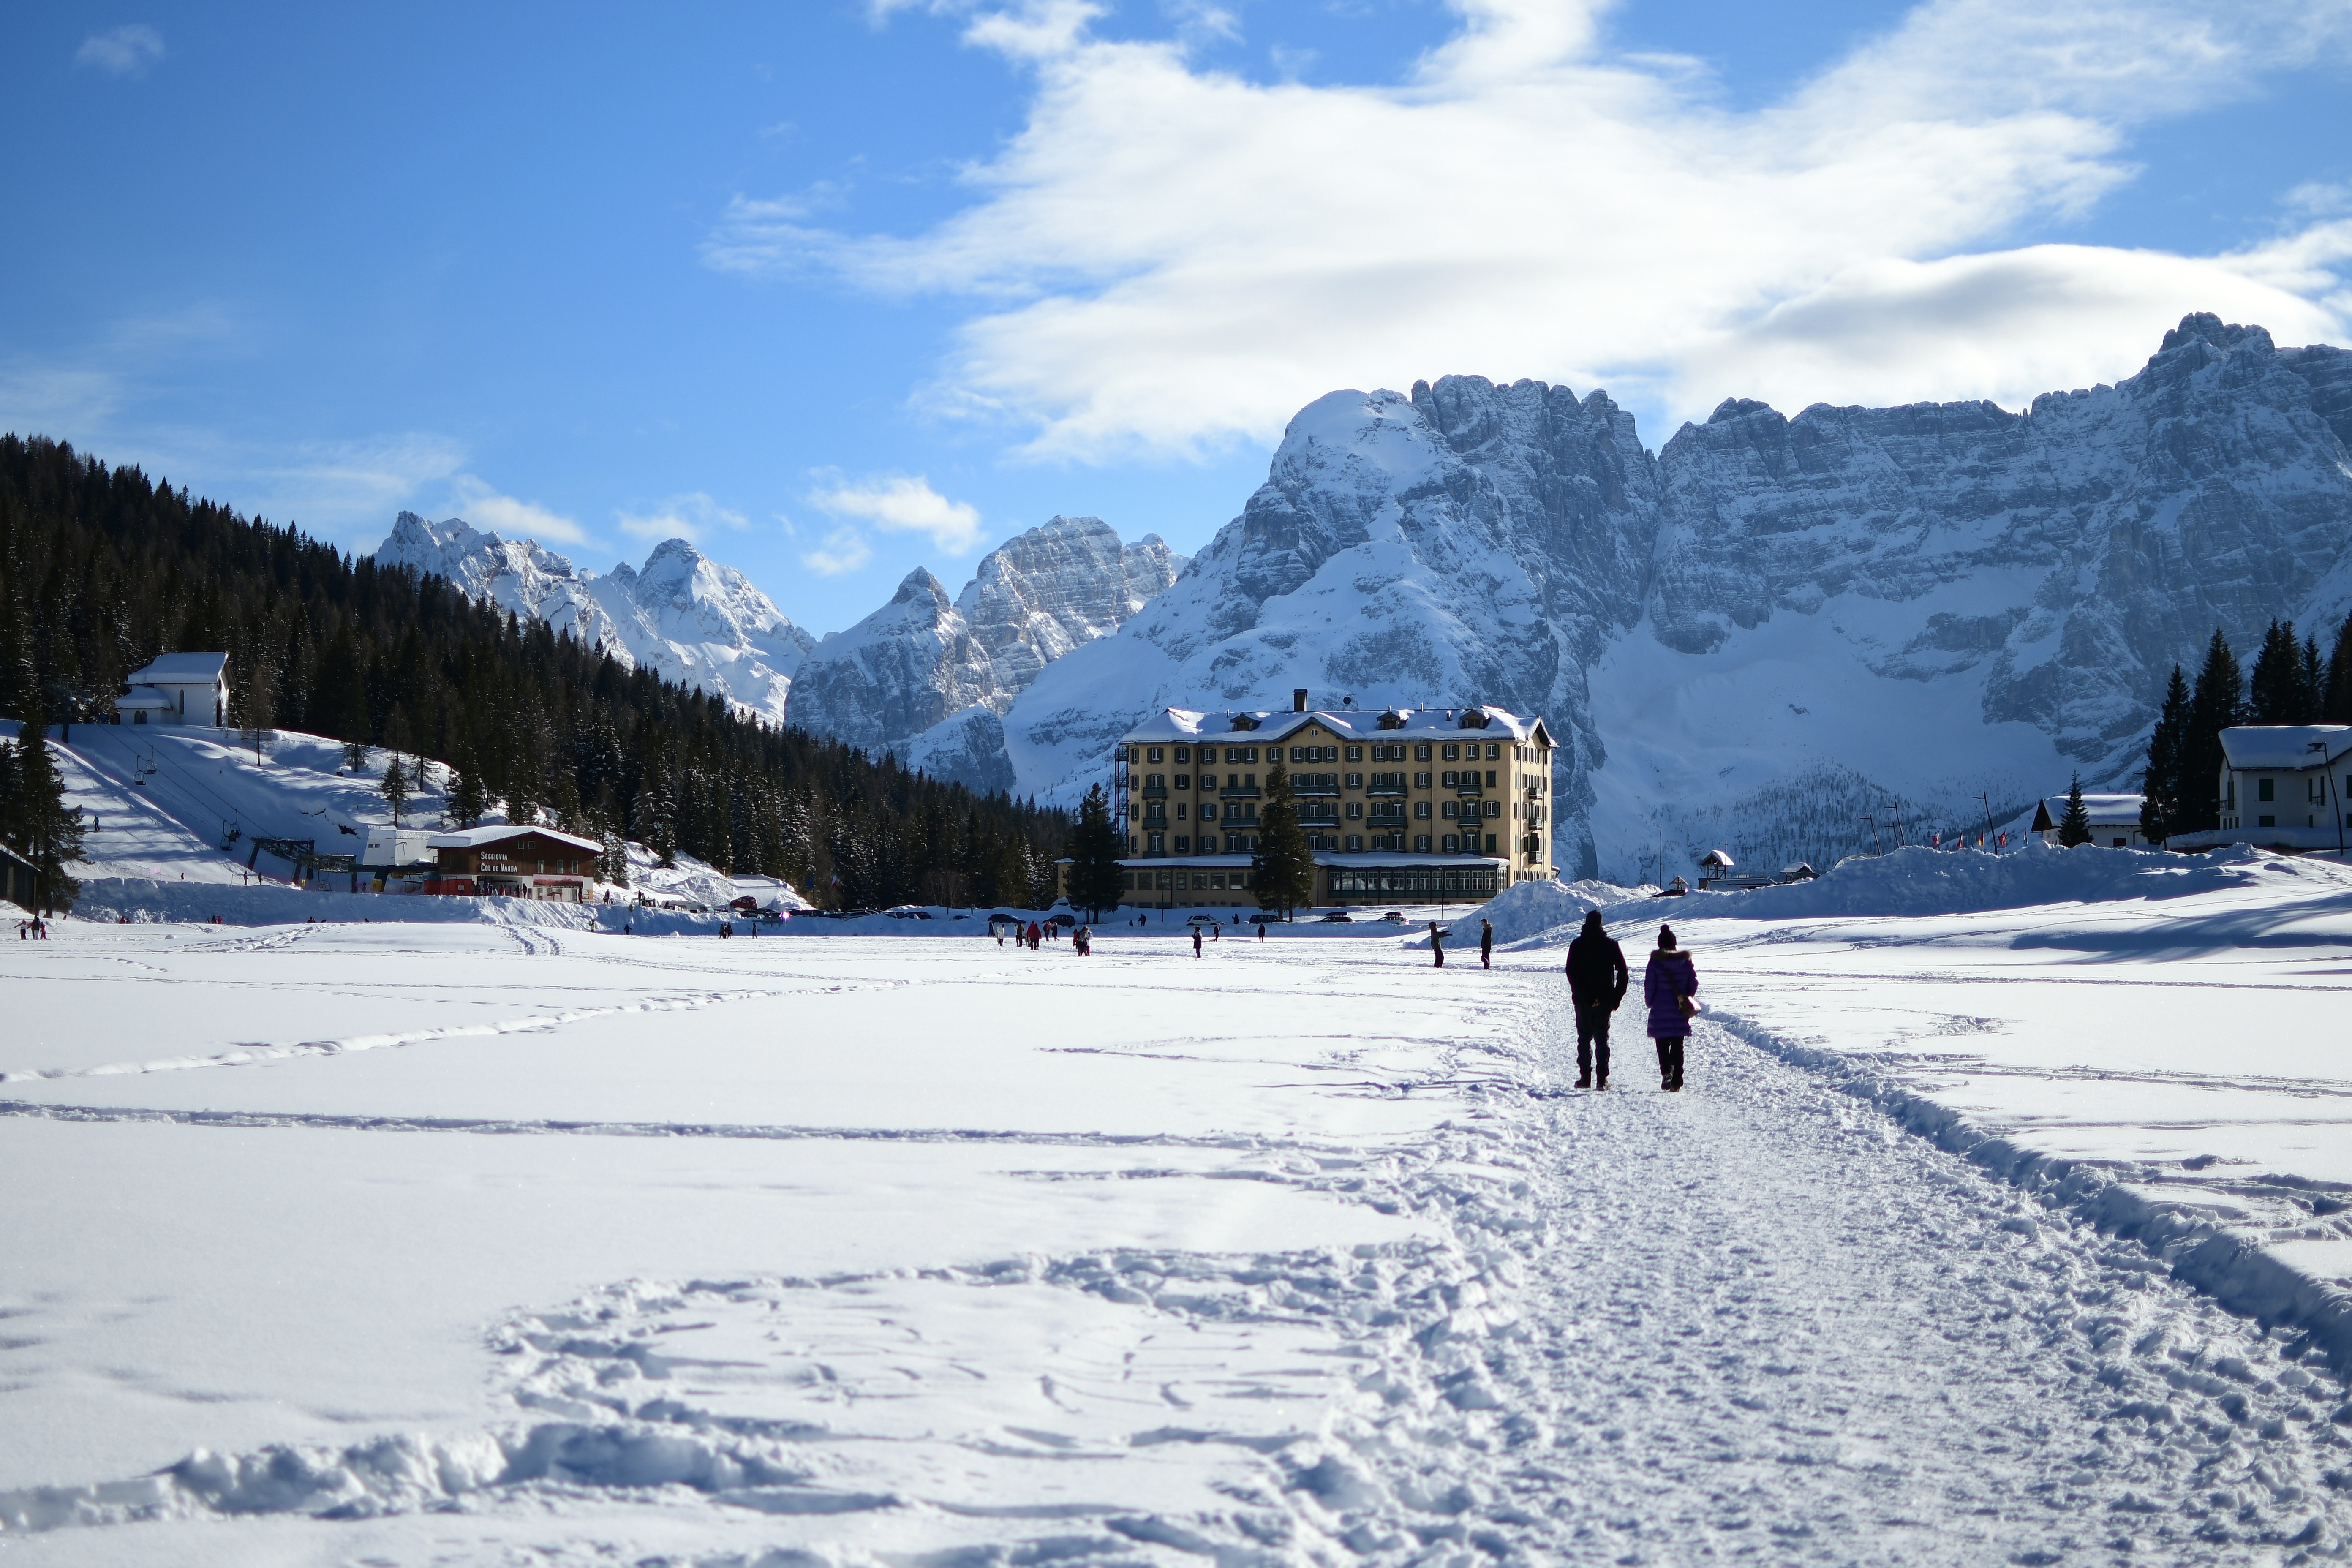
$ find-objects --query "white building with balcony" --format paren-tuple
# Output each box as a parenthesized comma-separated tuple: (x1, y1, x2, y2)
(2197, 724, 2352, 853)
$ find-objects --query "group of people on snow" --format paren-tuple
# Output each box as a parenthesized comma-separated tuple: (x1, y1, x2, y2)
(1565, 912, 1698, 1092)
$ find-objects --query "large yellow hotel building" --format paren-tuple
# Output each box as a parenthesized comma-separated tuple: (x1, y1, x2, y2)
(1111, 691, 1556, 909)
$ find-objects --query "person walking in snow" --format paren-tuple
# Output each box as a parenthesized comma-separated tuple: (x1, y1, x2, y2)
(1192, 926, 1203, 958)
(1643, 924, 1699, 1092)
(1565, 909, 1629, 1090)
(1429, 921, 1445, 968)
(1480, 919, 1494, 969)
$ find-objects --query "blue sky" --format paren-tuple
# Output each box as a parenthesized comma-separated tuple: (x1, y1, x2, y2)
(4, 0, 2349, 636)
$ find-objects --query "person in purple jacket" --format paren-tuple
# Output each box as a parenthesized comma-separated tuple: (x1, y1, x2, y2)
(1642, 924, 1699, 1092)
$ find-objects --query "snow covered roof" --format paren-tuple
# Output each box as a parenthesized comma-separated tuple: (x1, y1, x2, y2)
(2218, 725, 2352, 770)
(1121, 852, 1506, 869)
(2032, 794, 2145, 830)
(126, 652, 229, 686)
(425, 825, 604, 854)
(1121, 706, 1549, 748)
(113, 686, 178, 710)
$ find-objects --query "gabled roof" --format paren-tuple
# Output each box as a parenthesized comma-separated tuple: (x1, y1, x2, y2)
(126, 652, 229, 685)
(113, 686, 178, 710)
(1122, 706, 1549, 747)
(426, 824, 604, 854)
(2218, 725, 2352, 770)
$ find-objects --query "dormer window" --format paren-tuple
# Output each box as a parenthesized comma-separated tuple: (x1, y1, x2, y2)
(1459, 709, 1489, 730)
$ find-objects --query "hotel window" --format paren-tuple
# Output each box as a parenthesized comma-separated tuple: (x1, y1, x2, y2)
(1442, 801, 1458, 819)
(1414, 834, 1431, 853)
(1345, 746, 1363, 762)
(1173, 746, 1189, 762)
(1414, 801, 1431, 819)
(1346, 802, 1363, 819)
(1442, 834, 1459, 852)
(1148, 747, 1164, 763)
(1442, 743, 1459, 760)
(1346, 834, 1364, 852)
(1345, 772, 1363, 788)
(2258, 778, 2274, 802)
(1174, 835, 1190, 852)
(1415, 771, 1431, 789)
(1174, 773, 1189, 789)
(1487, 743, 1501, 760)
(1201, 803, 1218, 820)
(1415, 743, 1432, 761)
(1175, 803, 1186, 819)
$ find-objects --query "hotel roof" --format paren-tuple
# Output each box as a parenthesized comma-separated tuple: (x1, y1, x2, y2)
(1120, 706, 1549, 747)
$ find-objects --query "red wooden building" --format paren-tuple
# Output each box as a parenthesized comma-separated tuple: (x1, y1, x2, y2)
(425, 825, 602, 901)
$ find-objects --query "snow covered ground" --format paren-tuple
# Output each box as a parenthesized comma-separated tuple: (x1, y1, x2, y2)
(5, 852, 2352, 1564)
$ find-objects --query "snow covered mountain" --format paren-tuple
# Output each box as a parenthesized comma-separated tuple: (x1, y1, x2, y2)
(786, 515, 1183, 790)
(996, 314, 2352, 880)
(373, 514, 816, 724)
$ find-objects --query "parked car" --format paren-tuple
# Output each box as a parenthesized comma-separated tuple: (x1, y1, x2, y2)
(1047, 913, 1075, 929)
(1379, 910, 1407, 923)
(883, 905, 934, 920)
(1185, 913, 1220, 928)
(1320, 910, 1354, 923)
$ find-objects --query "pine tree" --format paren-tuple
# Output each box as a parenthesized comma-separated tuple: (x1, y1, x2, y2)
(446, 752, 488, 828)
(2179, 630, 2244, 834)
(600, 830, 631, 889)
(2058, 773, 2093, 847)
(1250, 759, 1315, 918)
(342, 737, 370, 774)
(240, 656, 276, 762)
(2140, 664, 2191, 844)
(381, 755, 410, 828)
(2329, 609, 2352, 725)
(0, 698, 85, 912)
(1065, 783, 1125, 919)
(2248, 619, 2311, 724)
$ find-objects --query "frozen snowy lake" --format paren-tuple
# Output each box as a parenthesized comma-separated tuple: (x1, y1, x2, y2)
(4, 871, 2351, 1564)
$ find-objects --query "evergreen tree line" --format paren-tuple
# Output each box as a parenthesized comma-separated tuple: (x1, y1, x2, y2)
(0, 436, 1067, 909)
(2140, 615, 2352, 841)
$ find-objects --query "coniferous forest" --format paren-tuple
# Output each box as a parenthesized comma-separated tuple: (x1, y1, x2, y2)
(0, 436, 1068, 909)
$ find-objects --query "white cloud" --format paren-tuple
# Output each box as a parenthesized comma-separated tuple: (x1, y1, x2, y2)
(802, 525, 876, 576)
(807, 473, 986, 553)
(447, 474, 591, 547)
(75, 24, 165, 76)
(615, 491, 750, 544)
(713, 0, 2352, 458)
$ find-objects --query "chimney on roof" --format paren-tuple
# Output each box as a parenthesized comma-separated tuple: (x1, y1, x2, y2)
(1293, 689, 1307, 712)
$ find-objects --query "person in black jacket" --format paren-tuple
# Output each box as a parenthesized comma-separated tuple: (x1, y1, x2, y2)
(1564, 909, 1629, 1089)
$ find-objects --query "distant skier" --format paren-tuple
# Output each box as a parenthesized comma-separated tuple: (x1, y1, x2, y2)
(1025, 920, 1042, 950)
(1192, 926, 1203, 958)
(1429, 921, 1445, 968)
(1479, 919, 1494, 969)
(1565, 909, 1629, 1090)
(1643, 924, 1699, 1092)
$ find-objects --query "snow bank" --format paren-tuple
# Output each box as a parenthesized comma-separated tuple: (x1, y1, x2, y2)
(1702, 840, 2352, 921)
(1467, 878, 1653, 945)
(68, 878, 724, 935)
(1474, 843, 2352, 943)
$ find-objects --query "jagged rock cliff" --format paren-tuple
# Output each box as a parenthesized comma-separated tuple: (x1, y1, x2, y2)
(374, 515, 816, 725)
(786, 515, 1182, 782)
(999, 315, 2352, 879)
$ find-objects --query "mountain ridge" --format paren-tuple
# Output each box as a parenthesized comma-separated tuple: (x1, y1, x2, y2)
(992, 313, 2352, 880)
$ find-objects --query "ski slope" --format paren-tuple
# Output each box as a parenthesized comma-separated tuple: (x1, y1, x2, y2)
(5, 721, 768, 921)
(2, 869, 2349, 1563)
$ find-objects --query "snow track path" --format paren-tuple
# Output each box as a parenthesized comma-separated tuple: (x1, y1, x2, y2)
(1471, 1017, 2352, 1562)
